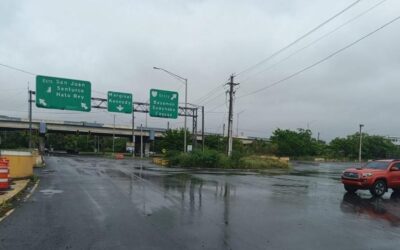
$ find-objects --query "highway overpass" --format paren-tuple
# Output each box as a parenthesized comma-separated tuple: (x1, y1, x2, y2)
(0, 116, 162, 138)
(0, 116, 265, 144)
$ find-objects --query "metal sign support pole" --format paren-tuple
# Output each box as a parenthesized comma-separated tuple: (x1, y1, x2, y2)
(28, 90, 33, 149)
(132, 110, 135, 156)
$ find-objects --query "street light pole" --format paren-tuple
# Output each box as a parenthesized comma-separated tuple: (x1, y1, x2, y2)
(28, 90, 33, 149)
(153, 66, 188, 153)
(184, 78, 187, 153)
(359, 124, 364, 164)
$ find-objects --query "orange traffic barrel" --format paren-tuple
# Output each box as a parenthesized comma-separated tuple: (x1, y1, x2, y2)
(0, 157, 10, 190)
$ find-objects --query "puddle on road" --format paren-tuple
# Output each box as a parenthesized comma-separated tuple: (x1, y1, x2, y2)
(40, 189, 64, 197)
(41, 170, 56, 176)
(272, 183, 308, 188)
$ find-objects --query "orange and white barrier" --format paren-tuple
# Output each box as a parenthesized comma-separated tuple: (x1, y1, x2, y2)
(0, 157, 10, 190)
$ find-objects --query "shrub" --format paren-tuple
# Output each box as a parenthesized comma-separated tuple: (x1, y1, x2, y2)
(240, 156, 289, 169)
(165, 150, 289, 169)
(166, 149, 226, 168)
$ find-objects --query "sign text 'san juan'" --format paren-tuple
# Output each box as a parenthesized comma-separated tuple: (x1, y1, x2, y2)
(36, 75, 91, 112)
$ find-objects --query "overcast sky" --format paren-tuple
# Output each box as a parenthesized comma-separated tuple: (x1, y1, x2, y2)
(1, 0, 399, 141)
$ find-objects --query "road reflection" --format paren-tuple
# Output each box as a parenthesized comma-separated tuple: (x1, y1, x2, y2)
(141, 171, 235, 249)
(341, 192, 400, 227)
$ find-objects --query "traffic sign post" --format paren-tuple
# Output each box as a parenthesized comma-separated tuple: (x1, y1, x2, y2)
(149, 89, 178, 119)
(107, 91, 133, 114)
(36, 75, 91, 112)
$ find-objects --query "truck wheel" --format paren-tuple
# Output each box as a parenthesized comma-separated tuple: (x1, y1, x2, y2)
(344, 185, 357, 193)
(370, 180, 386, 197)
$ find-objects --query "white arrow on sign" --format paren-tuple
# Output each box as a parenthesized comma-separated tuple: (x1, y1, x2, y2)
(171, 93, 177, 100)
(39, 99, 47, 106)
(81, 103, 88, 110)
(117, 105, 124, 111)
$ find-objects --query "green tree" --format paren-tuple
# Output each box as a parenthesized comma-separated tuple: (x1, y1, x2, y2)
(270, 128, 318, 157)
(328, 133, 399, 160)
(159, 129, 191, 152)
(0, 131, 34, 149)
(204, 134, 225, 152)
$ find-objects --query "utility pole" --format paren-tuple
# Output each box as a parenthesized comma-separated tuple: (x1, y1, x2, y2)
(359, 124, 364, 164)
(192, 108, 198, 150)
(317, 132, 320, 143)
(167, 121, 170, 130)
(226, 74, 239, 156)
(222, 123, 225, 137)
(28, 90, 33, 149)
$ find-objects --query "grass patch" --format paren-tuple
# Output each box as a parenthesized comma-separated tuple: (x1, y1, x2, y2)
(165, 150, 289, 169)
(0, 201, 13, 218)
(30, 174, 39, 183)
(0, 179, 37, 219)
(167, 149, 224, 168)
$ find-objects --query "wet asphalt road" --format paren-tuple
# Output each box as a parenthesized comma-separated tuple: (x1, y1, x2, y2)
(1, 157, 400, 250)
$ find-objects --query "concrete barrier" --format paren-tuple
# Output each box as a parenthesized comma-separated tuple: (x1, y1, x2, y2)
(259, 155, 290, 163)
(152, 157, 168, 167)
(0, 150, 34, 179)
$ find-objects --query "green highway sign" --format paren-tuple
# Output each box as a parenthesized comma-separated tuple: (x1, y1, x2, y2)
(149, 89, 179, 119)
(107, 91, 133, 113)
(36, 75, 91, 112)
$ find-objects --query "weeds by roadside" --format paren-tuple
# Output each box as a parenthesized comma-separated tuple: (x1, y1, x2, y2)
(0, 179, 37, 220)
(165, 149, 289, 169)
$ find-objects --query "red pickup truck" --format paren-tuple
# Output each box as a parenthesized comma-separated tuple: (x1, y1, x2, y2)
(341, 159, 400, 197)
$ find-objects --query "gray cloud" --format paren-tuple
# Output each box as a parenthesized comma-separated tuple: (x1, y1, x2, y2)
(0, 0, 399, 141)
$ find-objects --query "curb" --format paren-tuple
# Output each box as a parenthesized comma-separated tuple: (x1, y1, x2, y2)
(25, 180, 40, 201)
(0, 179, 38, 222)
(0, 208, 15, 223)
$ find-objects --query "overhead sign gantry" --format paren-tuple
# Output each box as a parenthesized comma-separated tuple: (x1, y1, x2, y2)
(29, 74, 203, 150)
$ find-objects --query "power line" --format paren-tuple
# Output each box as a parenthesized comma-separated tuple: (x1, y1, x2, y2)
(0, 62, 36, 76)
(200, 91, 227, 106)
(236, 0, 363, 77)
(205, 92, 229, 112)
(192, 0, 362, 106)
(193, 77, 229, 104)
(195, 85, 226, 105)
(0, 63, 105, 97)
(240, 0, 389, 83)
(0, 109, 108, 115)
(1, 87, 27, 92)
(205, 111, 226, 114)
(237, 14, 400, 100)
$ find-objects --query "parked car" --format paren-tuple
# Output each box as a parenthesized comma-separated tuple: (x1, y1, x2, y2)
(341, 160, 400, 197)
